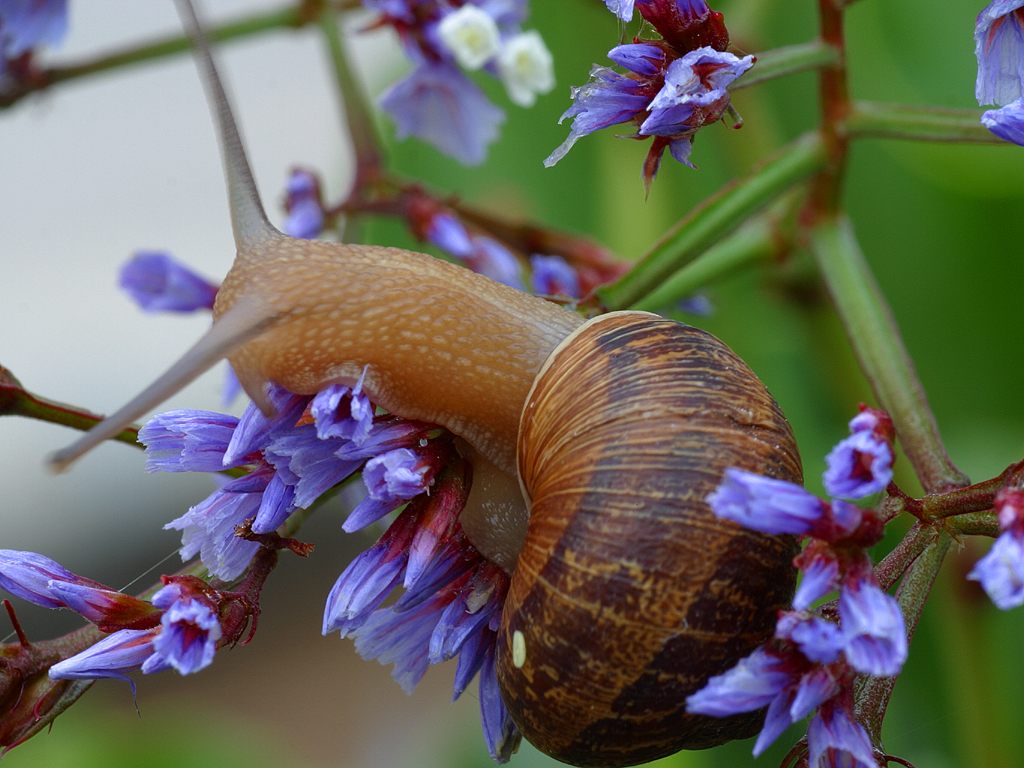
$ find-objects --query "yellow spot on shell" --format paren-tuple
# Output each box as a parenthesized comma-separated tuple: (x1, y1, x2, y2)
(512, 630, 527, 669)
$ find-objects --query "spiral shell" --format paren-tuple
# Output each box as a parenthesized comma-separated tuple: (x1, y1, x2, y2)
(495, 311, 802, 768)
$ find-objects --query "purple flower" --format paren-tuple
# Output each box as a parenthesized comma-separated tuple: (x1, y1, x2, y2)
(608, 43, 666, 77)
(530, 254, 580, 297)
(975, 1, 1024, 106)
(982, 97, 1024, 145)
(807, 704, 878, 768)
(469, 237, 525, 289)
(544, 65, 655, 167)
(221, 385, 308, 465)
(0, 0, 67, 64)
(0, 550, 106, 609)
(48, 628, 158, 688)
(822, 430, 893, 500)
(603, 0, 636, 21)
(379, 63, 504, 166)
(793, 554, 839, 611)
(283, 169, 325, 239)
(139, 410, 241, 473)
(426, 212, 475, 259)
(311, 371, 374, 444)
(118, 251, 218, 313)
(479, 646, 522, 762)
(839, 579, 906, 677)
(968, 531, 1024, 609)
(685, 646, 792, 717)
(776, 613, 844, 665)
(706, 467, 828, 536)
(345, 448, 436, 532)
(147, 590, 222, 676)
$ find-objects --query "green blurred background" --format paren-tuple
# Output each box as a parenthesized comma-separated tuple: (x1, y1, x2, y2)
(3, 0, 1024, 766)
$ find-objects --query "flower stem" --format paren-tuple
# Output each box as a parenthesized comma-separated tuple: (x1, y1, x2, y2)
(873, 522, 939, 591)
(0, 3, 348, 110)
(732, 40, 840, 92)
(629, 213, 784, 312)
(808, 217, 969, 494)
(847, 101, 1005, 144)
(597, 132, 826, 310)
(319, 7, 384, 193)
(0, 366, 140, 450)
(856, 533, 952, 743)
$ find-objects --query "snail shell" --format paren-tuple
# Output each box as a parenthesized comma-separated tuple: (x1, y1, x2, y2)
(497, 311, 802, 768)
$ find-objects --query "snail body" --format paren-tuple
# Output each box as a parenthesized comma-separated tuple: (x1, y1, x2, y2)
(50, 3, 803, 767)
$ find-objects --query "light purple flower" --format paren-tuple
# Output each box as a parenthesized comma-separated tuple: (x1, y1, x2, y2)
(706, 467, 827, 536)
(839, 579, 907, 677)
(0, 550, 104, 609)
(283, 169, 325, 239)
(379, 63, 504, 166)
(603, 0, 636, 21)
(118, 251, 218, 314)
(822, 430, 893, 500)
(147, 595, 221, 675)
(345, 448, 435, 532)
(479, 646, 521, 762)
(139, 410, 241, 473)
(776, 613, 844, 665)
(975, 1, 1024, 106)
(982, 97, 1024, 145)
(807, 705, 878, 768)
(470, 237, 525, 289)
(685, 646, 792, 717)
(530, 254, 579, 297)
(793, 555, 840, 611)
(426, 211, 475, 259)
(608, 43, 665, 77)
(0, 0, 67, 62)
(48, 628, 157, 687)
(221, 385, 308, 465)
(968, 531, 1024, 609)
(311, 370, 374, 444)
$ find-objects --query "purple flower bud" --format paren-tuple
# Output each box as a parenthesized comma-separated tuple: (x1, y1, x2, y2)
(776, 612, 844, 665)
(789, 667, 839, 721)
(351, 599, 444, 693)
(982, 97, 1024, 145)
(706, 467, 827, 536)
(222, 385, 308, 465)
(48, 628, 157, 688)
(266, 427, 361, 510)
(607, 43, 665, 77)
(975, 1, 1024, 106)
(793, 554, 839, 611)
(283, 169, 325, 239)
(323, 543, 408, 637)
(822, 430, 893, 500)
(0, 550, 106, 609)
(839, 579, 907, 676)
(345, 448, 435, 532)
(967, 531, 1024, 609)
(379, 63, 504, 166)
(139, 410, 241, 473)
(530, 254, 579, 298)
(118, 251, 218, 314)
(148, 598, 221, 675)
(478, 646, 522, 762)
(426, 212, 475, 259)
(310, 370, 374, 444)
(685, 646, 792, 717)
(469, 237, 525, 289)
(807, 704, 878, 768)
(46, 581, 157, 631)
(0, 0, 68, 61)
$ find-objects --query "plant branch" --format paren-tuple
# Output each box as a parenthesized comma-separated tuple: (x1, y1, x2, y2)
(732, 40, 840, 92)
(809, 217, 969, 493)
(597, 132, 826, 310)
(847, 101, 1005, 144)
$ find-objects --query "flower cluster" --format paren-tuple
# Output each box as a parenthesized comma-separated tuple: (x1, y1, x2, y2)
(547, 0, 752, 189)
(968, 487, 1024, 608)
(975, 0, 1024, 145)
(0, 0, 67, 81)
(687, 407, 903, 766)
(364, 0, 554, 165)
(0, 551, 227, 683)
(144, 377, 519, 760)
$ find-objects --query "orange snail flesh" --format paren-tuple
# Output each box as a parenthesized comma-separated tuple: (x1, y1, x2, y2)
(496, 311, 802, 768)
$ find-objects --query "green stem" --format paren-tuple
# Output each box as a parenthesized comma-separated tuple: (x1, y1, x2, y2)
(847, 101, 1005, 144)
(809, 217, 969, 494)
(732, 41, 840, 92)
(630, 215, 782, 312)
(319, 7, 384, 190)
(0, 3, 344, 110)
(597, 133, 826, 310)
(856, 533, 952, 744)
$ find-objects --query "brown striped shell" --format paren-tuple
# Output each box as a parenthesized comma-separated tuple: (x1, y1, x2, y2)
(495, 311, 802, 768)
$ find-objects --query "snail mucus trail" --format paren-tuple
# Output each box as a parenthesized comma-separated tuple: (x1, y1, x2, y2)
(50, 2, 804, 767)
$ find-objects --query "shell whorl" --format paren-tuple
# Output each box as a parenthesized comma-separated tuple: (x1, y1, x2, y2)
(496, 312, 802, 768)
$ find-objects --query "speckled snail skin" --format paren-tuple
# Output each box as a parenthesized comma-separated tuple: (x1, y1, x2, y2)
(50, 2, 803, 766)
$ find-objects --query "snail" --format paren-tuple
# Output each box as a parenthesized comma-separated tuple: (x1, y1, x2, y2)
(50, 2, 803, 766)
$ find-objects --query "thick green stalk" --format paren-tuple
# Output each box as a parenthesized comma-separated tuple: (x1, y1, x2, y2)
(732, 41, 840, 92)
(598, 133, 825, 310)
(856, 534, 952, 743)
(847, 101, 1005, 144)
(630, 216, 780, 312)
(809, 217, 968, 493)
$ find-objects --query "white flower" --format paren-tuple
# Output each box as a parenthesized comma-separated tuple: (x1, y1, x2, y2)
(437, 5, 501, 71)
(497, 31, 555, 107)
